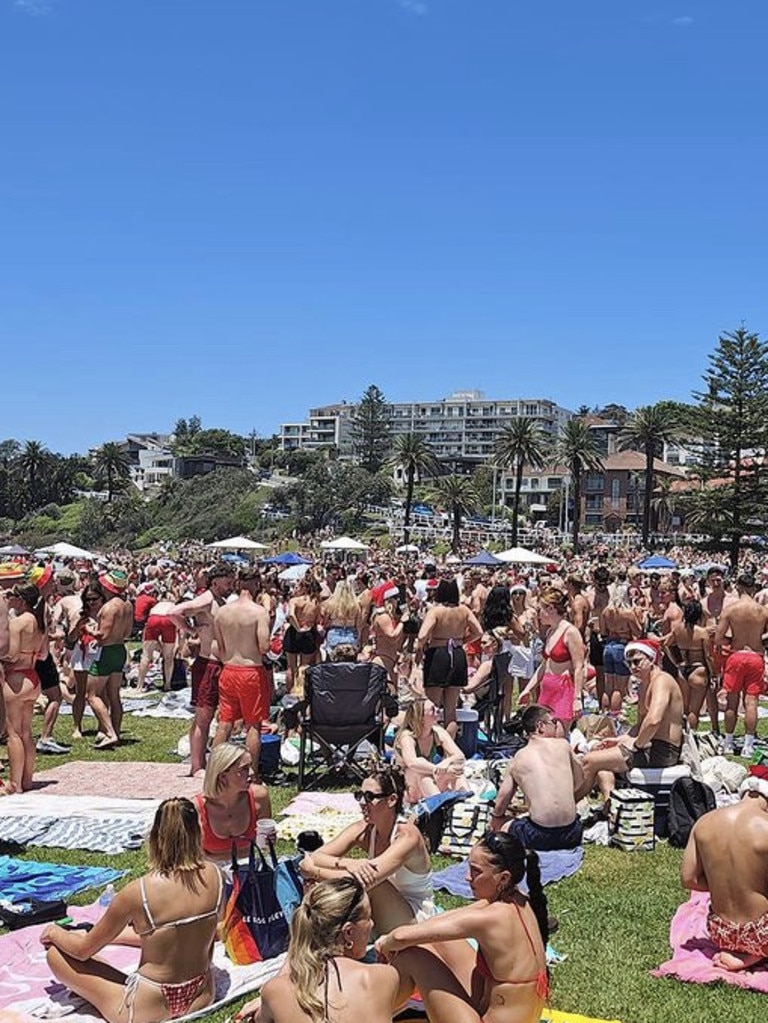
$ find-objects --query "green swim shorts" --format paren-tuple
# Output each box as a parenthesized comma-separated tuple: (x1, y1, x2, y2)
(88, 643, 127, 677)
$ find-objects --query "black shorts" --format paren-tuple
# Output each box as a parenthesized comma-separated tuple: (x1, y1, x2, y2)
(589, 633, 605, 668)
(35, 654, 60, 691)
(283, 626, 319, 656)
(623, 739, 682, 770)
(507, 815, 583, 851)
(424, 644, 468, 689)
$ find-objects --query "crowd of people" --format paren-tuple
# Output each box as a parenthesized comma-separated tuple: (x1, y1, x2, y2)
(1, 538, 768, 1019)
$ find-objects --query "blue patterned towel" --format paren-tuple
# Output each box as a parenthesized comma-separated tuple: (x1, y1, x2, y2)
(0, 855, 124, 904)
(433, 846, 584, 899)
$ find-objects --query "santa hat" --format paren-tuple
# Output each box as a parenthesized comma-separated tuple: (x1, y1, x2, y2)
(740, 766, 768, 801)
(624, 638, 662, 664)
(371, 579, 398, 607)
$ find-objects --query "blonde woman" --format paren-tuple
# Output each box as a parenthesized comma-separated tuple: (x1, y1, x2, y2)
(2, 583, 47, 793)
(194, 743, 272, 861)
(321, 580, 363, 654)
(599, 584, 642, 712)
(394, 698, 466, 802)
(41, 798, 223, 1023)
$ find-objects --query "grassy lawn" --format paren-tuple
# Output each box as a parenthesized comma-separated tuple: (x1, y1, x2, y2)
(7, 708, 765, 1023)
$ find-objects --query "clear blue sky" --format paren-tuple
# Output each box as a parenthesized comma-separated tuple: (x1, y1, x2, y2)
(2, 0, 766, 453)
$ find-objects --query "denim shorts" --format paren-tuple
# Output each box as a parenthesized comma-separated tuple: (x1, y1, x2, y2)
(325, 626, 359, 651)
(603, 640, 630, 677)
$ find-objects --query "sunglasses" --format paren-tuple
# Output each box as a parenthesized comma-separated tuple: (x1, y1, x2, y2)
(354, 790, 388, 804)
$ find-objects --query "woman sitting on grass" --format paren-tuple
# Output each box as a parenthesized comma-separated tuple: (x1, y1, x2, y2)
(41, 797, 223, 1023)
(194, 742, 272, 862)
(393, 698, 467, 803)
(299, 764, 435, 932)
(375, 830, 550, 1023)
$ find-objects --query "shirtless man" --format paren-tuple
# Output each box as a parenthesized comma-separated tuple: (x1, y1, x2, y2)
(213, 568, 272, 776)
(587, 566, 612, 708)
(50, 571, 86, 742)
(491, 703, 584, 850)
(566, 574, 590, 643)
(715, 573, 768, 758)
(136, 598, 179, 694)
(284, 576, 322, 693)
(682, 769, 768, 971)
(575, 638, 684, 804)
(87, 569, 133, 749)
(463, 570, 489, 668)
(171, 564, 235, 775)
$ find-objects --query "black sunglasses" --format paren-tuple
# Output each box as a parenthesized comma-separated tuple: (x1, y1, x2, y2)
(354, 790, 388, 804)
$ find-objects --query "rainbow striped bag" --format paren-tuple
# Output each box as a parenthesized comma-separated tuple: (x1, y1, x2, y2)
(222, 841, 290, 965)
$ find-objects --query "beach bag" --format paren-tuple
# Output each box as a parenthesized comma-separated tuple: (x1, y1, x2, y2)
(439, 799, 491, 857)
(609, 788, 655, 852)
(414, 791, 469, 854)
(666, 777, 716, 848)
(222, 841, 291, 964)
(274, 854, 305, 921)
(0, 897, 67, 930)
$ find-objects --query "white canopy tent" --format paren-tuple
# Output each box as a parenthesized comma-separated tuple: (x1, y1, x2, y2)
(319, 536, 369, 551)
(35, 541, 97, 560)
(207, 536, 268, 550)
(495, 546, 557, 565)
(278, 563, 311, 582)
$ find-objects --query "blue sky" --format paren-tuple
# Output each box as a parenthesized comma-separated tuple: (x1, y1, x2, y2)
(2, 0, 766, 453)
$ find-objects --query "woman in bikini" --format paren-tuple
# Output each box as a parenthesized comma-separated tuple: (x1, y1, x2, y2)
(321, 580, 363, 655)
(194, 742, 272, 862)
(369, 589, 405, 685)
(519, 588, 586, 732)
(599, 586, 642, 712)
(375, 830, 549, 1023)
(41, 797, 223, 1023)
(394, 698, 466, 802)
(416, 579, 483, 732)
(284, 577, 323, 692)
(2, 583, 47, 793)
(664, 599, 716, 731)
(299, 765, 436, 934)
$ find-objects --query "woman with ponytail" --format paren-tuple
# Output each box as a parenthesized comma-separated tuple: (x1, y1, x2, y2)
(375, 831, 549, 1023)
(236, 877, 398, 1023)
(2, 583, 47, 792)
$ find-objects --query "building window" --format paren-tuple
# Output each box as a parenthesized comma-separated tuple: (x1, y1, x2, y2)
(547, 477, 561, 490)
(586, 473, 604, 491)
(530, 478, 540, 490)
(611, 478, 620, 507)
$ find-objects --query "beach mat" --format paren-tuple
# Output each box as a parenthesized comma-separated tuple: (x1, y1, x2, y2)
(433, 846, 584, 899)
(1, 902, 286, 1023)
(0, 794, 158, 854)
(652, 890, 768, 993)
(33, 761, 202, 800)
(0, 856, 123, 904)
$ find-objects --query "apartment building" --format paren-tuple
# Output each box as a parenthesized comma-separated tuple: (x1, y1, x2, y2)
(280, 391, 572, 470)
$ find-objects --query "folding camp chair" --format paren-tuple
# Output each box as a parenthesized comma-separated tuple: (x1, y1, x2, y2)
(297, 661, 387, 789)
(474, 651, 511, 744)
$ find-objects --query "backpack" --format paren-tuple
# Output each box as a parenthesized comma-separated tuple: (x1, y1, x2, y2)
(666, 776, 716, 848)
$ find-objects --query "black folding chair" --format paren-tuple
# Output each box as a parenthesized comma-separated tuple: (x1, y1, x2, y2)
(474, 651, 511, 743)
(297, 661, 388, 789)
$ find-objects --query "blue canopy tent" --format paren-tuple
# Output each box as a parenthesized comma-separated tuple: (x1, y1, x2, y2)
(260, 552, 313, 566)
(464, 550, 503, 567)
(637, 555, 678, 570)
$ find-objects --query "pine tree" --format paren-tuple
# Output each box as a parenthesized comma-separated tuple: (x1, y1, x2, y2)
(350, 385, 392, 473)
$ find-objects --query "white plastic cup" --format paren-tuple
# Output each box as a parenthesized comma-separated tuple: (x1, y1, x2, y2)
(256, 818, 277, 850)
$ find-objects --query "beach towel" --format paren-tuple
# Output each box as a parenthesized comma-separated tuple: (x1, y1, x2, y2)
(433, 846, 584, 899)
(32, 761, 202, 801)
(651, 890, 768, 993)
(281, 791, 361, 816)
(1, 902, 286, 1023)
(0, 857, 123, 905)
(0, 795, 158, 855)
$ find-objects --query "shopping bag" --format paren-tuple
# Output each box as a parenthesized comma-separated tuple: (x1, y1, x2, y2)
(222, 840, 290, 964)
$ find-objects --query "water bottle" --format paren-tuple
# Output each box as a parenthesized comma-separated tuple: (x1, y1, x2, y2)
(98, 883, 115, 916)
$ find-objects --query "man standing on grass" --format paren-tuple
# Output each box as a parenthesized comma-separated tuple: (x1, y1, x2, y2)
(682, 767, 768, 972)
(87, 569, 133, 750)
(212, 568, 272, 779)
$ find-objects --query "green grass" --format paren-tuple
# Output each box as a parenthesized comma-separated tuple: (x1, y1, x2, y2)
(9, 708, 767, 1023)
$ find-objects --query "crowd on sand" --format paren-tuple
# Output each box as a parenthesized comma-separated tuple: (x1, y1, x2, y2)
(2, 539, 768, 1023)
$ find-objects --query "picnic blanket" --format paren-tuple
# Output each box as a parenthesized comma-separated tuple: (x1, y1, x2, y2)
(0, 795, 157, 854)
(32, 761, 202, 800)
(0, 857, 123, 904)
(433, 846, 584, 899)
(281, 791, 361, 816)
(651, 890, 768, 993)
(1, 902, 286, 1023)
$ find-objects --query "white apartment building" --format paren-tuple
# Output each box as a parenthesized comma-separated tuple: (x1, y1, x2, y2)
(280, 391, 572, 469)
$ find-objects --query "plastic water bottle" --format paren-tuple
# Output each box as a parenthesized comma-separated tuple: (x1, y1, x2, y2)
(98, 883, 115, 915)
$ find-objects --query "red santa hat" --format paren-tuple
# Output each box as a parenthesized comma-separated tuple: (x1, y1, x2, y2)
(371, 579, 399, 607)
(740, 765, 768, 801)
(624, 638, 662, 664)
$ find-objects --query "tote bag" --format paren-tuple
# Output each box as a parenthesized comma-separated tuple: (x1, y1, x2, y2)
(222, 841, 291, 964)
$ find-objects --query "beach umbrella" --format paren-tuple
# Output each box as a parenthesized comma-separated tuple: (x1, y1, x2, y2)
(693, 561, 727, 575)
(637, 555, 678, 570)
(319, 536, 369, 551)
(279, 563, 311, 582)
(260, 552, 313, 566)
(396, 544, 420, 554)
(35, 541, 96, 560)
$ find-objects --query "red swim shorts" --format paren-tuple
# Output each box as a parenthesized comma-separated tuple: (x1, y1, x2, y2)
(143, 614, 177, 644)
(190, 656, 221, 710)
(723, 650, 766, 697)
(218, 664, 272, 726)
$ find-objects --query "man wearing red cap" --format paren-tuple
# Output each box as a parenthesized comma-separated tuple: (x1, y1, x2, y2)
(682, 766, 768, 971)
(575, 637, 684, 803)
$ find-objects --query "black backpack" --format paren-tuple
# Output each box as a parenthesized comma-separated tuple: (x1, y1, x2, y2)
(666, 777, 716, 847)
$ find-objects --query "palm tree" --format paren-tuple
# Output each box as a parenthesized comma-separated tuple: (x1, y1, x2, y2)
(93, 442, 132, 502)
(494, 418, 549, 547)
(651, 476, 677, 536)
(619, 404, 681, 548)
(389, 433, 441, 545)
(430, 475, 478, 553)
(18, 440, 51, 512)
(552, 420, 603, 553)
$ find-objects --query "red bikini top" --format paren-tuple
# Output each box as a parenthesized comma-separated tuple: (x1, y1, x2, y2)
(546, 628, 571, 663)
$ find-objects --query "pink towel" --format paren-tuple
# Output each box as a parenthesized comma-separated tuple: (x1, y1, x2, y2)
(652, 890, 768, 993)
